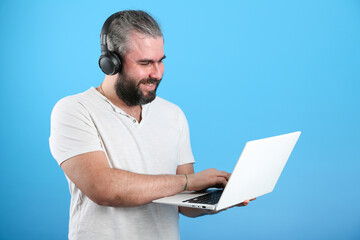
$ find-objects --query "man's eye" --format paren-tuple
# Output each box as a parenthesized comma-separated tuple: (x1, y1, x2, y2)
(140, 62, 150, 66)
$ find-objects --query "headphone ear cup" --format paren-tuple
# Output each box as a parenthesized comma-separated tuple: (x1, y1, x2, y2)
(99, 52, 122, 75)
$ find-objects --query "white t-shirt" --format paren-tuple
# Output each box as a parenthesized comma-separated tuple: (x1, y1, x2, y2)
(49, 87, 195, 240)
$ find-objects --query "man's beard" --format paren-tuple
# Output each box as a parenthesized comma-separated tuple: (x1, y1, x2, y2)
(115, 73, 161, 106)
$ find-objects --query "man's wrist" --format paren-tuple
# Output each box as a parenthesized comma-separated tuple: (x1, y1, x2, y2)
(183, 174, 188, 191)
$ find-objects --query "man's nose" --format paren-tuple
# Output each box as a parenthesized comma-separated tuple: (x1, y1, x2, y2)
(149, 63, 163, 80)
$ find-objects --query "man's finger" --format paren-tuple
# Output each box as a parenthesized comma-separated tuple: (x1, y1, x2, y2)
(215, 170, 231, 180)
(216, 177, 228, 188)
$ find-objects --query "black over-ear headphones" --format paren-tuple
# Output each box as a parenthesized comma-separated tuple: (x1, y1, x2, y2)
(99, 12, 122, 75)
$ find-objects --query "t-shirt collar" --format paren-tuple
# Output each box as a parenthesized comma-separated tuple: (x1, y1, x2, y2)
(90, 86, 151, 121)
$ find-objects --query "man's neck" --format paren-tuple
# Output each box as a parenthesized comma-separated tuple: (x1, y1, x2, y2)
(97, 78, 142, 122)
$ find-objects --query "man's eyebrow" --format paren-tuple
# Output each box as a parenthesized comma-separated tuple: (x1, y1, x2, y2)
(137, 55, 166, 63)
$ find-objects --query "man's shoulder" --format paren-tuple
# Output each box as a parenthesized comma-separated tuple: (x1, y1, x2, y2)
(52, 88, 94, 115)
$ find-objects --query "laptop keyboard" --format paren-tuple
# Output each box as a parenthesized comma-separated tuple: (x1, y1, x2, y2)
(182, 190, 223, 205)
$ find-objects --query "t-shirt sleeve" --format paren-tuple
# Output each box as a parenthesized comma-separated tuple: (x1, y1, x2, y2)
(177, 109, 195, 166)
(49, 97, 103, 166)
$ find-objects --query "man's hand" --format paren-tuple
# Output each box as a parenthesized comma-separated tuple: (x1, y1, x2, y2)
(177, 164, 256, 218)
(186, 168, 231, 191)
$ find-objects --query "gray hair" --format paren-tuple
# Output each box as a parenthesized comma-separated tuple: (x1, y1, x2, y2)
(107, 10, 163, 57)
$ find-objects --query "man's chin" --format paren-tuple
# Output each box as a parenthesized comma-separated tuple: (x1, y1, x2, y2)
(142, 87, 157, 97)
(141, 95, 156, 104)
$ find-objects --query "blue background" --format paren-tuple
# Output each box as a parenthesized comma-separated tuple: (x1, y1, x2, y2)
(1, 0, 359, 239)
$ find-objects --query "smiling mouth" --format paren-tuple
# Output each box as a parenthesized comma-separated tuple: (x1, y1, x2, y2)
(142, 83, 157, 93)
(138, 78, 161, 88)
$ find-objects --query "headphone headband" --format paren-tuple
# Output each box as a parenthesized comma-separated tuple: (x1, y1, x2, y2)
(100, 12, 121, 44)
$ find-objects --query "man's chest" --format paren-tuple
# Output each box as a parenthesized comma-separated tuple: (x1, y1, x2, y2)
(91, 110, 182, 174)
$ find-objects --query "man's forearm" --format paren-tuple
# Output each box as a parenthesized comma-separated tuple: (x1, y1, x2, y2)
(62, 151, 188, 208)
(90, 167, 230, 208)
(92, 168, 187, 207)
(62, 152, 230, 208)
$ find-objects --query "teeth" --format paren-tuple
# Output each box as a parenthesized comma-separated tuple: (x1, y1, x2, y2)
(145, 83, 154, 86)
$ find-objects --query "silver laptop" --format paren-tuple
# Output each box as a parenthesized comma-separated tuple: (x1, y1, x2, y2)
(153, 131, 301, 211)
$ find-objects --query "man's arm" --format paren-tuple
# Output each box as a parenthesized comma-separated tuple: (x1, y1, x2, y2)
(60, 151, 230, 207)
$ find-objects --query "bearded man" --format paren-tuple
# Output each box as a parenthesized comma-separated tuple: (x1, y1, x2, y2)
(50, 10, 251, 240)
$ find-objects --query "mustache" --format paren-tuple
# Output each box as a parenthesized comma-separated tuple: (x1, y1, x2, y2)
(137, 78, 161, 86)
